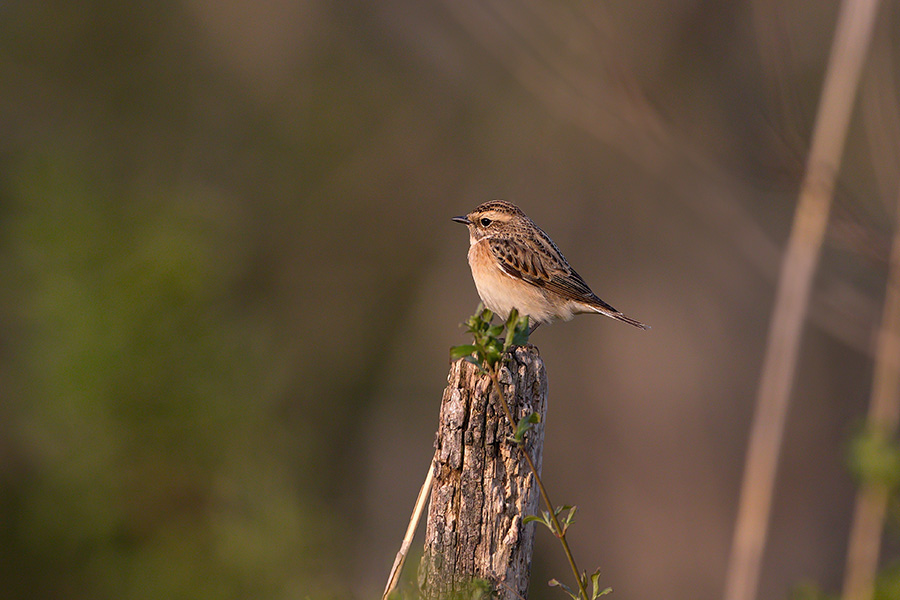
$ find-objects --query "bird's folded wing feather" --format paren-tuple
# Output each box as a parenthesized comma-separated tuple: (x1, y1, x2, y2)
(488, 236, 610, 309)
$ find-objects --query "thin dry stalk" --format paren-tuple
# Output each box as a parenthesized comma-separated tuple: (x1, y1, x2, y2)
(723, 2, 882, 600)
(383, 457, 436, 600)
(841, 24, 900, 600)
(841, 187, 900, 600)
(860, 13, 900, 213)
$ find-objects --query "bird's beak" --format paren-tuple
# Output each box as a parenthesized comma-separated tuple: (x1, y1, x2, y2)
(452, 215, 471, 225)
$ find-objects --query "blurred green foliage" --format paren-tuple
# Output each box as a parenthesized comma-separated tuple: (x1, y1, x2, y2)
(872, 564, 900, 600)
(2, 154, 318, 600)
(791, 427, 900, 600)
(792, 564, 900, 600)
(789, 580, 836, 600)
(0, 2, 364, 598)
(848, 427, 900, 491)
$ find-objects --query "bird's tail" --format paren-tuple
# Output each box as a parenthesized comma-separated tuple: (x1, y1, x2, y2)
(588, 304, 650, 330)
(611, 311, 650, 330)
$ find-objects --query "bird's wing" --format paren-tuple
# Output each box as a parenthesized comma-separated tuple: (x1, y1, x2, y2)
(488, 235, 618, 312)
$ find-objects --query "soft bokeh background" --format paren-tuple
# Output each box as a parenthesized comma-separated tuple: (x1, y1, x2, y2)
(1, 1, 899, 599)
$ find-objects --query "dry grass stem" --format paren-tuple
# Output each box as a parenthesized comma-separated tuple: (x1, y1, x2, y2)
(840, 186, 900, 600)
(383, 457, 436, 600)
(723, 1, 883, 600)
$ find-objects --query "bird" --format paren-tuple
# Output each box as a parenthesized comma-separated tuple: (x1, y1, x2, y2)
(453, 200, 648, 331)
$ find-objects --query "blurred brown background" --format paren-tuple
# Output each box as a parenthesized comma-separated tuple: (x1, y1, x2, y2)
(1, 1, 898, 599)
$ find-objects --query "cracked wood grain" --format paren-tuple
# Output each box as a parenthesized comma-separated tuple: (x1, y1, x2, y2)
(419, 346, 547, 600)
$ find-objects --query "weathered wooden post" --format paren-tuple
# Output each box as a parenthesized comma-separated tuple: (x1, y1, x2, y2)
(419, 345, 547, 599)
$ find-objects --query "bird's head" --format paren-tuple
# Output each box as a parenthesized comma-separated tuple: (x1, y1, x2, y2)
(452, 200, 527, 242)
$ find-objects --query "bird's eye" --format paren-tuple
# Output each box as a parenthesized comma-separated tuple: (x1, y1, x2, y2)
(480, 217, 492, 227)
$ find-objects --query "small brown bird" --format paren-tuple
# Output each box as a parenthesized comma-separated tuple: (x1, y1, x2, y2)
(453, 200, 648, 330)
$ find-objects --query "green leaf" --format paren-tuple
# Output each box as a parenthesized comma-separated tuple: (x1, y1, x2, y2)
(502, 309, 531, 350)
(548, 579, 580, 600)
(581, 568, 612, 600)
(510, 319, 530, 347)
(462, 356, 485, 372)
(462, 304, 494, 337)
(487, 324, 504, 338)
(449, 344, 478, 360)
(478, 305, 492, 321)
(561, 505, 578, 534)
(482, 343, 503, 367)
(512, 412, 541, 443)
(524, 513, 557, 534)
